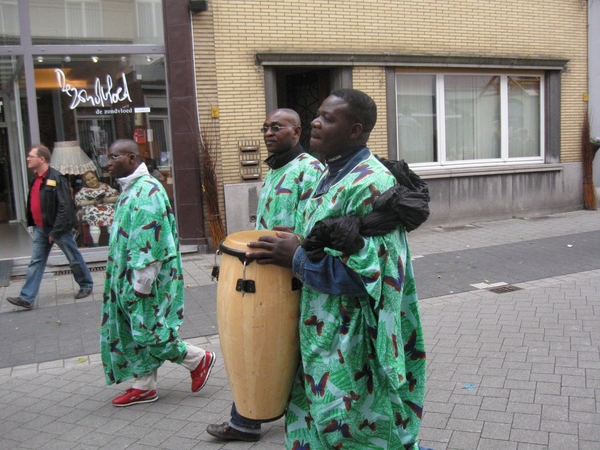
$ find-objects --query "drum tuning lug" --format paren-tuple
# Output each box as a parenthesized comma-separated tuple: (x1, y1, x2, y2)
(236, 279, 256, 295)
(211, 265, 220, 280)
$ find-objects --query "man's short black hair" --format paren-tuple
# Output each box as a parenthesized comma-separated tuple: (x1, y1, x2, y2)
(331, 89, 377, 133)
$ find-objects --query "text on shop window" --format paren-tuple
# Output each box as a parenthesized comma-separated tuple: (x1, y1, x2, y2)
(55, 69, 132, 110)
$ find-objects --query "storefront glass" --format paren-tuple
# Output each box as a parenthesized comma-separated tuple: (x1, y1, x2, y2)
(33, 52, 172, 246)
(29, 0, 164, 45)
(0, 1, 19, 45)
(0, 55, 29, 223)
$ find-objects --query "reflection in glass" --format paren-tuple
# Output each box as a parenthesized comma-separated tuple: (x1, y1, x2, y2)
(0, 55, 29, 222)
(508, 76, 540, 158)
(396, 74, 437, 163)
(29, 0, 164, 45)
(0, 0, 19, 45)
(444, 75, 501, 161)
(32, 52, 171, 246)
(32, 53, 170, 173)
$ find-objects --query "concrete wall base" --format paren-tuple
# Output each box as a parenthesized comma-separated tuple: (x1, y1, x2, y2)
(422, 162, 583, 227)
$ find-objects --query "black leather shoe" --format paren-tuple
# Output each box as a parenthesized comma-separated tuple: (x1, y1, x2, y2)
(6, 297, 34, 310)
(74, 288, 93, 299)
(206, 423, 260, 442)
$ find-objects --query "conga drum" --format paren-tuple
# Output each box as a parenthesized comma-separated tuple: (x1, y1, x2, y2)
(217, 230, 301, 421)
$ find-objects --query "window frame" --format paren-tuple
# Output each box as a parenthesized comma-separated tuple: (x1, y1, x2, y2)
(394, 70, 546, 169)
(385, 65, 563, 171)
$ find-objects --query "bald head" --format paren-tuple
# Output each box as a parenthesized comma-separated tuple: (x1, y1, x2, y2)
(107, 139, 143, 179)
(270, 108, 301, 127)
(263, 108, 302, 154)
(110, 139, 142, 158)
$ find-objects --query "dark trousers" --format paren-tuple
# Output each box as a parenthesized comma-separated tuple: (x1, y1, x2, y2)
(230, 403, 262, 432)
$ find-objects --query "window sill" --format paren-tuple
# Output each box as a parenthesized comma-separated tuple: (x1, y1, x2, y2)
(415, 163, 563, 180)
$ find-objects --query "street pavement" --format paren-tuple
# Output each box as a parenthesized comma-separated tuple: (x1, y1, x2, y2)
(0, 209, 599, 449)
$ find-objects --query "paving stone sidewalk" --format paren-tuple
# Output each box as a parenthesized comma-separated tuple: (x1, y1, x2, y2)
(0, 210, 599, 449)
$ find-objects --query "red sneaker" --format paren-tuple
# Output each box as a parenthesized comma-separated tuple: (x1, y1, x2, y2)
(191, 351, 216, 392)
(112, 388, 158, 407)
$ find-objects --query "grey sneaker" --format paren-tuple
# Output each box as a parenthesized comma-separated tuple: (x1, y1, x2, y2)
(6, 297, 34, 310)
(74, 288, 93, 299)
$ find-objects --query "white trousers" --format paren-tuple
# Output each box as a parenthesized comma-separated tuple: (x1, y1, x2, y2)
(132, 342, 205, 391)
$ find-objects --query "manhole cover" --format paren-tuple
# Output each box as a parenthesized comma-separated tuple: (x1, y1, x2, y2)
(434, 224, 480, 232)
(524, 215, 562, 221)
(487, 285, 522, 294)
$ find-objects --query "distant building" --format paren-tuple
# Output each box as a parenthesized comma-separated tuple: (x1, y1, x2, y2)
(191, 0, 587, 229)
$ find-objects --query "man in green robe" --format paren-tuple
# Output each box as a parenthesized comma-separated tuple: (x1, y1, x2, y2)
(248, 90, 427, 449)
(100, 139, 216, 407)
(207, 109, 323, 441)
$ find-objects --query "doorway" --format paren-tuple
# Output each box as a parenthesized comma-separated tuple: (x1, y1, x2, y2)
(0, 55, 29, 224)
(269, 66, 352, 153)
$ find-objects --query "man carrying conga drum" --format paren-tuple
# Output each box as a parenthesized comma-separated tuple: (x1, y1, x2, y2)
(206, 109, 323, 441)
(246, 90, 428, 449)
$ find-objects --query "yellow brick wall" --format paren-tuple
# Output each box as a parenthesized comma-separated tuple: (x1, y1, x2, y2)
(352, 67, 388, 157)
(192, 0, 588, 224)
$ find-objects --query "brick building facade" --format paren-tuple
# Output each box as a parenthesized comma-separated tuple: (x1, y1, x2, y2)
(190, 0, 587, 234)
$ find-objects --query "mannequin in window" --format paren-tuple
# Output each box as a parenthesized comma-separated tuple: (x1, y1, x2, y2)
(74, 170, 119, 246)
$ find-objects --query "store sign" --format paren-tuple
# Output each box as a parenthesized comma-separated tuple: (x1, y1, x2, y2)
(55, 69, 132, 110)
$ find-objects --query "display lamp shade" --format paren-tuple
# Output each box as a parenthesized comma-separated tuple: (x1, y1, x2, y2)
(51, 141, 97, 175)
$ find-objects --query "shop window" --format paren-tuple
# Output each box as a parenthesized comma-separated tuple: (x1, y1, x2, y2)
(33, 53, 171, 170)
(395, 72, 543, 167)
(148, 117, 170, 169)
(66, 0, 103, 39)
(32, 53, 171, 246)
(76, 116, 116, 169)
(30, 0, 164, 45)
(0, 1, 18, 45)
(136, 0, 163, 40)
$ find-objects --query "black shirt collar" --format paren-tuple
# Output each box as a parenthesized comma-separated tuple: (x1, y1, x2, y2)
(264, 143, 304, 170)
(325, 145, 366, 175)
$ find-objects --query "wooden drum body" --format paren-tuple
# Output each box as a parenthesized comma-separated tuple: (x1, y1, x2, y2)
(217, 230, 301, 421)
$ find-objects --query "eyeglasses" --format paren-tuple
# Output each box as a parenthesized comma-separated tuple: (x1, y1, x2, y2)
(107, 153, 133, 161)
(260, 125, 293, 134)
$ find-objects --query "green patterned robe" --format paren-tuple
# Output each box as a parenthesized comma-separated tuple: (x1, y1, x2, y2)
(285, 150, 426, 450)
(100, 175, 187, 385)
(255, 153, 323, 232)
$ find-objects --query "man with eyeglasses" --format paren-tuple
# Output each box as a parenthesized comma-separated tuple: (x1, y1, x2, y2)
(100, 139, 216, 407)
(7, 145, 94, 310)
(207, 108, 323, 442)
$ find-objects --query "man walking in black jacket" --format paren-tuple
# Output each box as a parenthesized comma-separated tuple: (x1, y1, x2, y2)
(7, 145, 93, 310)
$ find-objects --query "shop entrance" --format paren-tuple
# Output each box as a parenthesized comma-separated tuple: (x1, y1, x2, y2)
(0, 56, 29, 225)
(271, 66, 352, 155)
(0, 124, 14, 222)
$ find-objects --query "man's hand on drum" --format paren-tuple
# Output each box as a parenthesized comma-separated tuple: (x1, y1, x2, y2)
(246, 231, 301, 268)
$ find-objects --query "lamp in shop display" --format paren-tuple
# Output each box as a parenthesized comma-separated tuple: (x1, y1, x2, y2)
(51, 141, 97, 175)
(52, 141, 102, 245)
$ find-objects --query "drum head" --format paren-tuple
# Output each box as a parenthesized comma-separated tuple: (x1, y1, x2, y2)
(220, 230, 281, 253)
